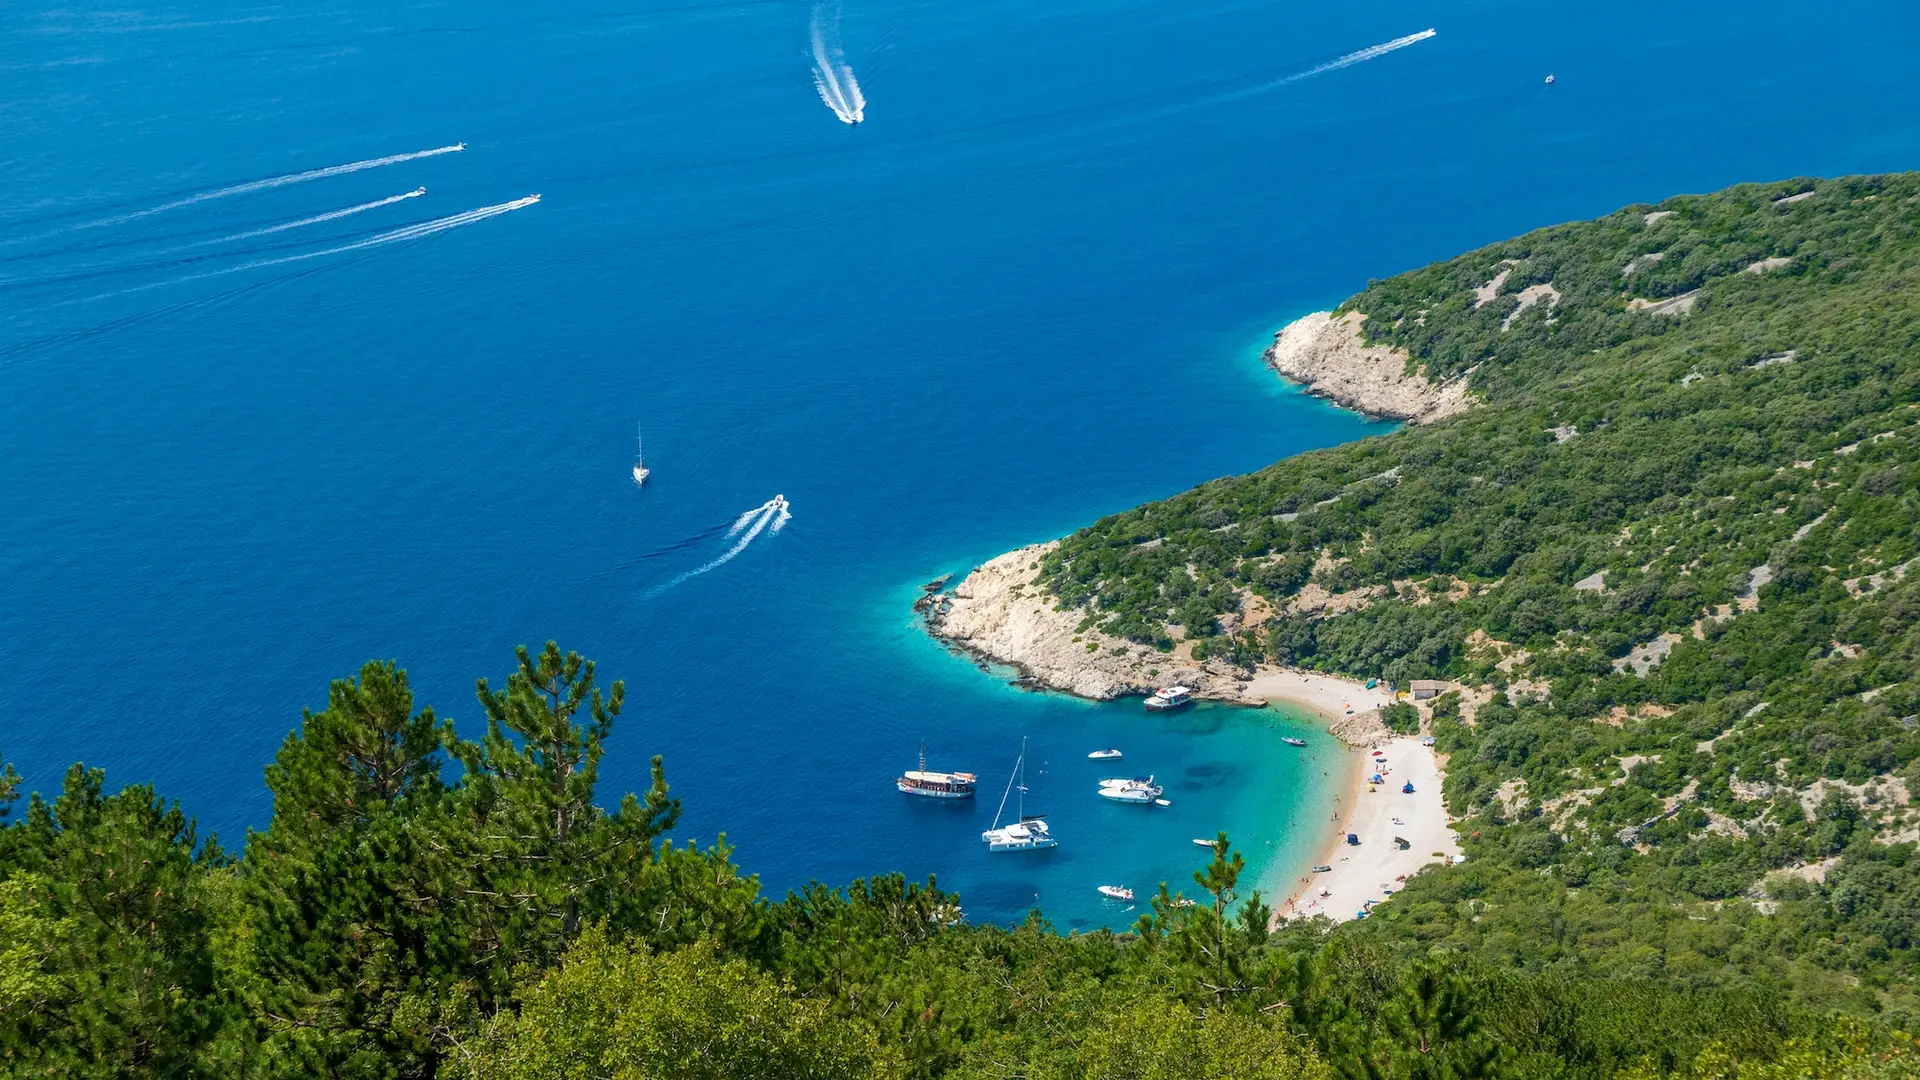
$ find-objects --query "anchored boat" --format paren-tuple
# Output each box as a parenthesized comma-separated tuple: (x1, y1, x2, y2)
(1144, 686, 1193, 711)
(1097, 776, 1164, 803)
(1087, 748, 1122, 760)
(896, 743, 976, 799)
(1096, 885, 1134, 901)
(982, 737, 1058, 852)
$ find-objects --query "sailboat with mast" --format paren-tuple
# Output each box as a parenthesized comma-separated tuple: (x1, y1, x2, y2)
(981, 737, 1057, 852)
(631, 424, 650, 487)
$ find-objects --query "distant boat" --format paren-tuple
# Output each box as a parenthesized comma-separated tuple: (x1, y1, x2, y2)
(1087, 748, 1123, 760)
(1097, 776, 1164, 803)
(1281, 736, 1307, 747)
(896, 743, 976, 799)
(1096, 885, 1134, 901)
(1544, 73, 1556, 84)
(631, 424, 650, 487)
(982, 737, 1058, 852)
(1192, 837, 1215, 848)
(1144, 686, 1193, 711)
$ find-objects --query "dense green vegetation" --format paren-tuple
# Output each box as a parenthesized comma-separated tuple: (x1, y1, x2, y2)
(1041, 174, 1920, 1022)
(3, 645, 1916, 1077)
(8, 177, 1920, 1077)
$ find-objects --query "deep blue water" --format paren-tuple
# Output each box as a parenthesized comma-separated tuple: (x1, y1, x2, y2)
(4, 0, 1919, 928)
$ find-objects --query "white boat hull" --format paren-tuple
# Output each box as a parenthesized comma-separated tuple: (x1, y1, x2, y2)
(898, 782, 974, 799)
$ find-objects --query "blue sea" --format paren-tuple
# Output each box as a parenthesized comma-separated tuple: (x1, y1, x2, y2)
(4, 0, 1918, 929)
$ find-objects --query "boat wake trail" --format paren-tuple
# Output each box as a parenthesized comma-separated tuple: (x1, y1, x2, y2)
(186, 188, 427, 248)
(92, 195, 539, 300)
(1283, 28, 1436, 83)
(809, 0, 865, 124)
(80, 143, 465, 229)
(650, 495, 789, 595)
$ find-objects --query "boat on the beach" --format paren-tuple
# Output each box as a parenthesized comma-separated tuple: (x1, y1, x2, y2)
(1143, 686, 1193, 711)
(1280, 736, 1307, 747)
(1087, 748, 1123, 760)
(1096, 885, 1134, 901)
(896, 743, 976, 799)
(631, 424, 650, 487)
(1311, 865, 1333, 873)
(1097, 776, 1163, 803)
(982, 737, 1058, 852)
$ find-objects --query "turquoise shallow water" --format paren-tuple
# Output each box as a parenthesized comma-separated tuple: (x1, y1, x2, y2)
(3, 0, 1919, 928)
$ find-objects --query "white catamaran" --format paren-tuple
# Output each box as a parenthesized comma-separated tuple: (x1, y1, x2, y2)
(632, 425, 650, 487)
(982, 737, 1057, 852)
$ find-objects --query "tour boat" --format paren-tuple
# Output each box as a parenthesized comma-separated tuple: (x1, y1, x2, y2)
(1096, 885, 1134, 902)
(896, 743, 976, 799)
(982, 737, 1058, 852)
(1087, 748, 1123, 760)
(631, 424, 650, 487)
(1097, 776, 1164, 803)
(1144, 686, 1193, 711)
(1281, 736, 1307, 747)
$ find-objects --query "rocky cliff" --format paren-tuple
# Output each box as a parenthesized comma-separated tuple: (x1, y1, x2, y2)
(919, 542, 1262, 704)
(1264, 310, 1472, 423)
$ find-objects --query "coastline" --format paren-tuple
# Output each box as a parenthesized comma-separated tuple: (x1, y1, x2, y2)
(919, 541, 1462, 923)
(914, 307, 1471, 919)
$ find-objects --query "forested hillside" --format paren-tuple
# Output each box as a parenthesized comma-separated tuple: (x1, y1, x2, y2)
(7, 176, 1920, 1078)
(1041, 174, 1920, 1020)
(3, 646, 1915, 1078)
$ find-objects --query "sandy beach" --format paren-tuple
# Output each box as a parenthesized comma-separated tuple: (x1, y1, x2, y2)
(1274, 736, 1460, 923)
(1245, 668, 1395, 735)
(1238, 670, 1459, 924)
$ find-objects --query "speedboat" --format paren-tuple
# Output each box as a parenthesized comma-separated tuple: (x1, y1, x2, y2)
(1097, 776, 1163, 803)
(1087, 748, 1123, 760)
(1192, 837, 1214, 848)
(454, 141, 467, 150)
(1281, 736, 1307, 747)
(1144, 686, 1193, 711)
(1096, 885, 1134, 901)
(411, 186, 427, 196)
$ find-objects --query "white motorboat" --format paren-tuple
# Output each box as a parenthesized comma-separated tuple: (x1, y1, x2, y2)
(1096, 885, 1134, 901)
(1144, 686, 1193, 711)
(1087, 748, 1123, 760)
(982, 737, 1058, 852)
(1097, 775, 1163, 803)
(1192, 837, 1215, 848)
(896, 743, 976, 799)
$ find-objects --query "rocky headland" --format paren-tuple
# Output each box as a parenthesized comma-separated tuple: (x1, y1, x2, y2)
(918, 542, 1265, 705)
(1262, 310, 1473, 423)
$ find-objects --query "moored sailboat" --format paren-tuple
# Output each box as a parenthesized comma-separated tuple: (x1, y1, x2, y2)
(982, 737, 1057, 852)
